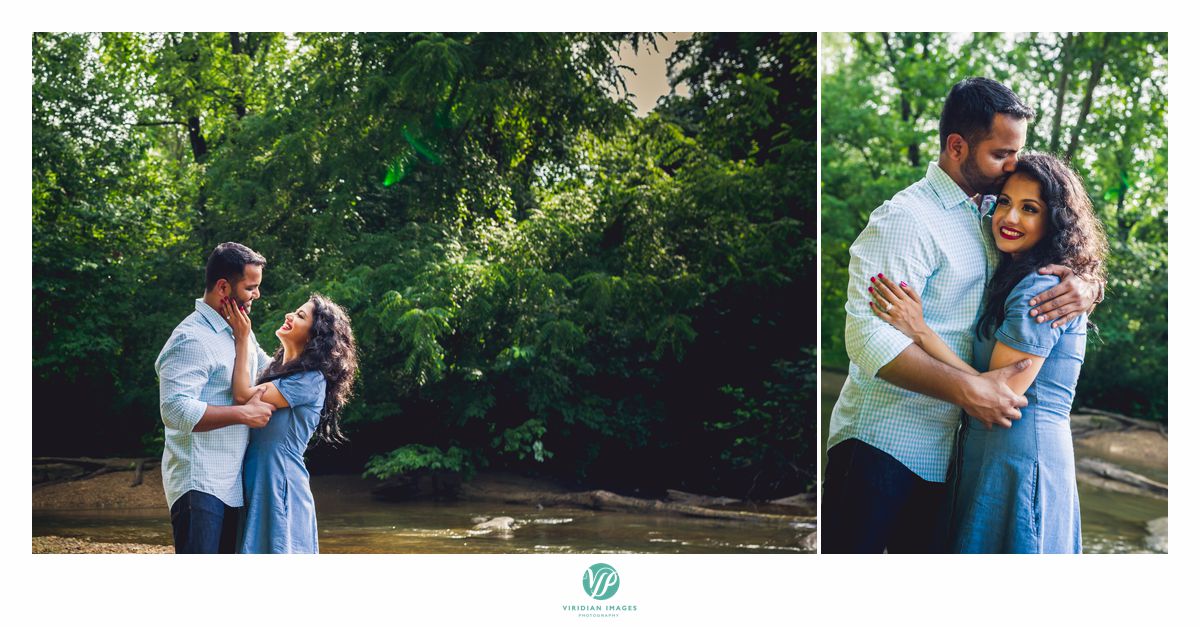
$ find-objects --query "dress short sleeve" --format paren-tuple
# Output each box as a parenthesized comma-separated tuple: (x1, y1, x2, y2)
(995, 272, 1066, 358)
(275, 370, 327, 409)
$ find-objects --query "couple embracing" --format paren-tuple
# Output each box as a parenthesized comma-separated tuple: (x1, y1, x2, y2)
(824, 78, 1109, 553)
(155, 243, 358, 553)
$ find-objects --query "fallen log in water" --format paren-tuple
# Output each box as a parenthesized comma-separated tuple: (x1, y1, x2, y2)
(1076, 407, 1167, 434)
(769, 493, 816, 507)
(1076, 457, 1167, 498)
(33, 457, 159, 487)
(463, 486, 813, 523)
(664, 489, 739, 507)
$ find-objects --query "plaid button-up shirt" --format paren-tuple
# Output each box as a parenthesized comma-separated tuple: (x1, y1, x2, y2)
(827, 162, 1000, 482)
(156, 298, 271, 509)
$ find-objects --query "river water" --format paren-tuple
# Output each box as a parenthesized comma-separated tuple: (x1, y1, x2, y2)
(35, 370, 1163, 554)
(33, 475, 814, 554)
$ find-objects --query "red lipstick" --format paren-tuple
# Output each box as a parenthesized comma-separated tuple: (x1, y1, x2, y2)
(997, 226, 1023, 240)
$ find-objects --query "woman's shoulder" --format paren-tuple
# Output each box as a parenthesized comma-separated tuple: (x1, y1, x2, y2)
(1014, 270, 1060, 295)
(275, 370, 326, 408)
(1004, 271, 1057, 308)
(301, 369, 327, 383)
(279, 369, 327, 387)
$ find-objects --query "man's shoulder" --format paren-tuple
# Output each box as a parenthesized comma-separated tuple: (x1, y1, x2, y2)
(162, 310, 220, 350)
(877, 176, 940, 216)
(156, 311, 220, 372)
(860, 179, 936, 234)
(171, 310, 211, 336)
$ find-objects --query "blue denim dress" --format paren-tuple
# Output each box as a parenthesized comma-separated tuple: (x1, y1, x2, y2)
(238, 370, 326, 554)
(949, 273, 1085, 553)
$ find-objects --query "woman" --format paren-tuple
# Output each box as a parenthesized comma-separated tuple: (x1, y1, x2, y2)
(868, 153, 1108, 553)
(220, 293, 358, 554)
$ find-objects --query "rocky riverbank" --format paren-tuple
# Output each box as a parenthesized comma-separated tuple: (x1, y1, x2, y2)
(33, 536, 173, 554)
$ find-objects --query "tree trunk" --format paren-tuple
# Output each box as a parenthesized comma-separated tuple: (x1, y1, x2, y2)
(230, 32, 248, 119)
(1115, 78, 1144, 242)
(879, 33, 921, 167)
(187, 115, 208, 162)
(1065, 33, 1112, 164)
(1049, 32, 1076, 154)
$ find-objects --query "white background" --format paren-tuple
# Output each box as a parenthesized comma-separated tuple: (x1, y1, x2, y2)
(5, 3, 1190, 625)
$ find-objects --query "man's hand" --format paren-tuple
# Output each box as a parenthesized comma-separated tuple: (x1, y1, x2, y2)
(958, 360, 1031, 428)
(240, 388, 273, 429)
(1030, 264, 1100, 328)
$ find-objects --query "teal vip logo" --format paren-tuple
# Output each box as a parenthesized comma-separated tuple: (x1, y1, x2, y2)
(582, 563, 620, 600)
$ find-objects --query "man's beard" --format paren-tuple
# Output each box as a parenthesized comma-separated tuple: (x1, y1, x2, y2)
(235, 297, 253, 314)
(962, 152, 1005, 195)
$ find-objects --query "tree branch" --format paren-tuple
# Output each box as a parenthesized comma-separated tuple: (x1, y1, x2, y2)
(1066, 33, 1112, 163)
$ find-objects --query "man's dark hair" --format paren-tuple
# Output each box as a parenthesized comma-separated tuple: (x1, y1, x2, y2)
(205, 242, 266, 290)
(939, 77, 1034, 151)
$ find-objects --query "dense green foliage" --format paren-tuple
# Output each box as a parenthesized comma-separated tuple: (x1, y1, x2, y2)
(821, 33, 1167, 421)
(33, 32, 816, 497)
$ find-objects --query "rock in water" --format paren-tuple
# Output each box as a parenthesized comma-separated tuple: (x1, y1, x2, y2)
(1146, 517, 1168, 553)
(800, 531, 818, 552)
(472, 516, 516, 534)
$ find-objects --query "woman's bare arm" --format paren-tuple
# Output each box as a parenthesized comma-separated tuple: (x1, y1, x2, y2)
(222, 298, 289, 409)
(987, 342, 1046, 396)
(869, 274, 978, 375)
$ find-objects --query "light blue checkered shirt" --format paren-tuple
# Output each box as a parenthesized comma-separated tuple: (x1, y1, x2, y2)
(155, 298, 271, 509)
(827, 162, 1000, 482)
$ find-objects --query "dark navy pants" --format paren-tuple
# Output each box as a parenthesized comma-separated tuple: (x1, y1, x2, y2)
(821, 438, 949, 554)
(169, 490, 240, 554)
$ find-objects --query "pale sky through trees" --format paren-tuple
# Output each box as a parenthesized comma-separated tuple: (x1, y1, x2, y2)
(614, 32, 692, 116)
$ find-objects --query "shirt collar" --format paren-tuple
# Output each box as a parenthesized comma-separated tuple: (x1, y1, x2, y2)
(195, 298, 232, 335)
(925, 162, 974, 212)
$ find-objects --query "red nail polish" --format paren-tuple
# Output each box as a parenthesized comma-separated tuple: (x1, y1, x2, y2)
(868, 286, 874, 293)
(870, 276, 876, 282)
(900, 281, 907, 288)
(877, 273, 884, 279)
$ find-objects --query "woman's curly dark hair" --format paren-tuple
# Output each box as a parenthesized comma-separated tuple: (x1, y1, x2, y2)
(257, 293, 358, 445)
(976, 153, 1109, 338)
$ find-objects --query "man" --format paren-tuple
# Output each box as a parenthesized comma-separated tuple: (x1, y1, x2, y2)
(822, 78, 1102, 553)
(156, 242, 276, 553)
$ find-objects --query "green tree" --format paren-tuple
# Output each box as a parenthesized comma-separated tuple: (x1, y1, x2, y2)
(33, 32, 818, 497)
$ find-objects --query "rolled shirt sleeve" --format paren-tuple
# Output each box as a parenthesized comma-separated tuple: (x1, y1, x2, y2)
(155, 333, 211, 432)
(843, 202, 938, 378)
